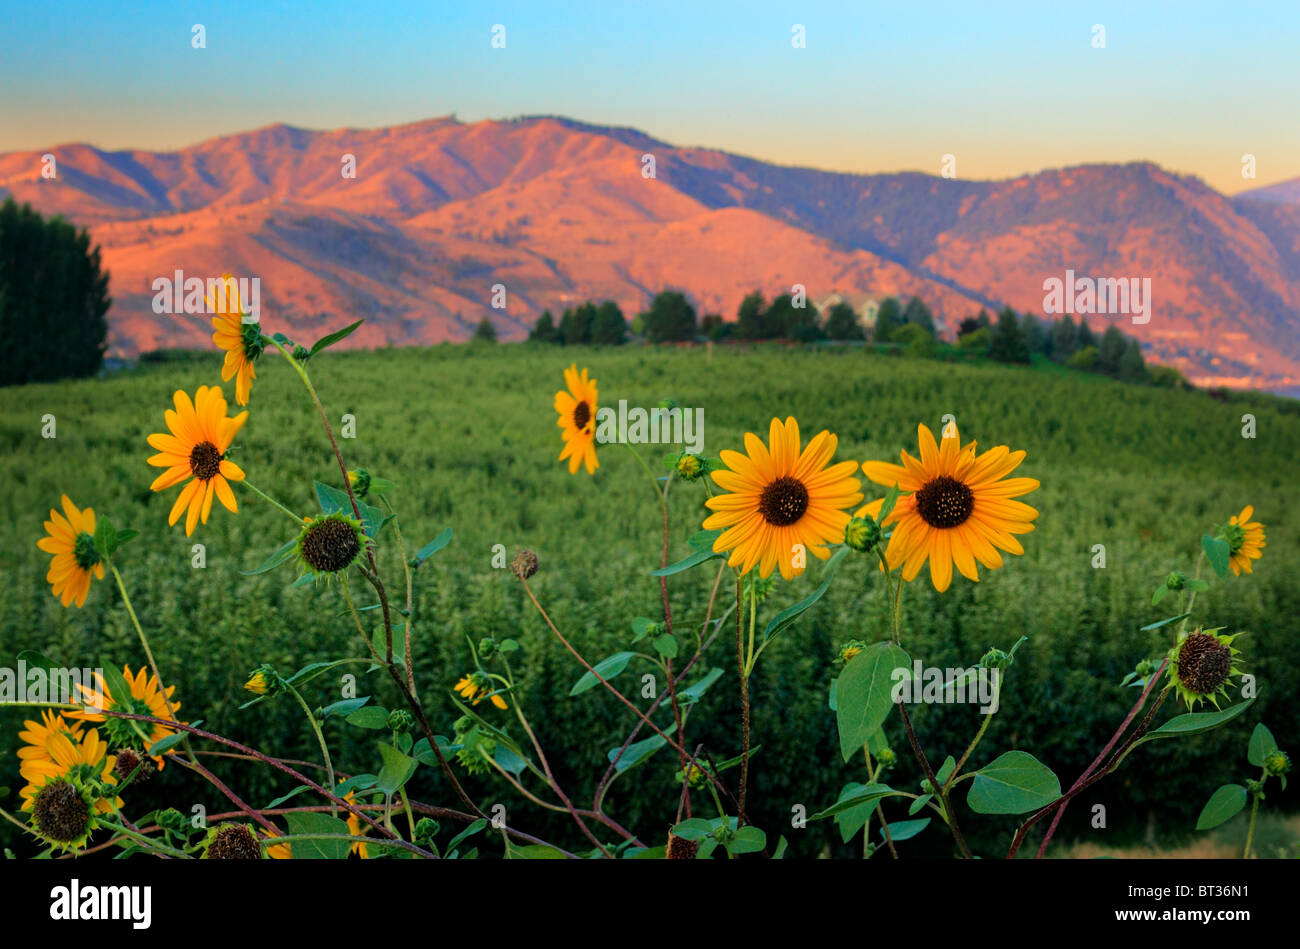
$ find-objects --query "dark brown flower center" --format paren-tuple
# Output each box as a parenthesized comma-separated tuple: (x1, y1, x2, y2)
(1177, 632, 1233, 695)
(206, 823, 262, 860)
(189, 440, 223, 481)
(759, 476, 810, 526)
(915, 476, 974, 528)
(573, 401, 591, 431)
(33, 781, 90, 843)
(300, 517, 362, 573)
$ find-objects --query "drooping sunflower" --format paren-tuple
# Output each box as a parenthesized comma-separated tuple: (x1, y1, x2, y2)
(71, 664, 181, 768)
(1167, 628, 1245, 710)
(857, 423, 1039, 592)
(703, 417, 863, 580)
(554, 364, 599, 475)
(210, 274, 263, 406)
(17, 710, 86, 767)
(37, 495, 105, 608)
(454, 672, 508, 710)
(146, 385, 248, 536)
(1222, 505, 1266, 576)
(19, 727, 121, 817)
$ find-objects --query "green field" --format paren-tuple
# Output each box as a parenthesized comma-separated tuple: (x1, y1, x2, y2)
(1, 342, 1296, 856)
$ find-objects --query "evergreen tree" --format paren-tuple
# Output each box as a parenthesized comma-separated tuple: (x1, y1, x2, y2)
(1097, 325, 1128, 376)
(700, 313, 729, 341)
(735, 291, 769, 340)
(988, 307, 1030, 363)
(558, 302, 596, 345)
(901, 296, 936, 335)
(1076, 318, 1096, 352)
(0, 197, 110, 385)
(590, 300, 627, 345)
(872, 296, 901, 343)
(766, 293, 821, 341)
(641, 291, 697, 342)
(1118, 338, 1148, 383)
(823, 302, 862, 340)
(529, 310, 559, 343)
(1049, 316, 1078, 362)
(471, 316, 497, 342)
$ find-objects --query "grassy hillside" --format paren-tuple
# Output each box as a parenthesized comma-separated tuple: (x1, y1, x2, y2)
(1, 343, 1295, 856)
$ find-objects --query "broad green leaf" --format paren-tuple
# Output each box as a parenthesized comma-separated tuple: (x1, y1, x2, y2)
(1196, 784, 1247, 830)
(1138, 699, 1255, 744)
(414, 528, 453, 565)
(447, 818, 487, 851)
(688, 529, 721, 550)
(836, 642, 910, 762)
(1202, 534, 1231, 579)
(908, 794, 933, 816)
(652, 633, 678, 658)
(240, 538, 297, 576)
(346, 706, 390, 730)
(651, 546, 722, 577)
(570, 651, 637, 696)
(630, 617, 655, 643)
(834, 782, 876, 843)
(1151, 585, 1170, 605)
(1248, 723, 1277, 766)
(284, 812, 351, 859)
(669, 818, 714, 841)
(493, 745, 529, 778)
(727, 826, 766, 854)
(321, 697, 370, 719)
(147, 732, 187, 756)
(509, 844, 567, 859)
(375, 743, 417, 796)
(17, 650, 58, 671)
(93, 518, 118, 559)
(314, 481, 385, 538)
(309, 319, 364, 356)
(881, 817, 929, 843)
(679, 667, 723, 704)
(762, 571, 837, 644)
(99, 662, 133, 711)
(810, 783, 901, 821)
(1140, 612, 1191, 632)
(966, 751, 1061, 815)
(935, 755, 956, 786)
(606, 728, 675, 774)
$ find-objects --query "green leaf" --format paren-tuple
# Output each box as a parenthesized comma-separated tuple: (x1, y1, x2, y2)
(264, 784, 314, 809)
(447, 818, 487, 852)
(509, 844, 567, 859)
(240, 538, 298, 576)
(836, 642, 910, 762)
(1138, 699, 1255, 743)
(1140, 612, 1191, 632)
(314, 481, 385, 538)
(492, 745, 529, 778)
(881, 817, 929, 843)
(727, 826, 766, 854)
(17, 650, 58, 671)
(652, 633, 678, 659)
(935, 755, 957, 786)
(1202, 534, 1231, 579)
(1151, 585, 1170, 605)
(321, 697, 370, 719)
(966, 751, 1061, 815)
(669, 818, 714, 841)
(762, 570, 838, 644)
(605, 725, 677, 774)
(1248, 723, 1277, 766)
(309, 319, 364, 356)
(570, 651, 637, 696)
(284, 812, 351, 859)
(414, 528, 453, 565)
(99, 662, 133, 710)
(375, 743, 418, 796)
(1186, 578, 1209, 592)
(147, 732, 187, 756)
(650, 546, 722, 577)
(679, 667, 724, 704)
(834, 782, 876, 843)
(346, 706, 390, 730)
(908, 794, 933, 816)
(1195, 784, 1247, 831)
(115, 529, 139, 547)
(688, 529, 721, 550)
(810, 783, 900, 821)
(630, 617, 655, 643)
(93, 517, 118, 559)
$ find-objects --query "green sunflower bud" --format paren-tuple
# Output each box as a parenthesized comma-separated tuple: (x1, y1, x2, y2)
(844, 516, 882, 552)
(387, 709, 414, 734)
(1264, 749, 1291, 778)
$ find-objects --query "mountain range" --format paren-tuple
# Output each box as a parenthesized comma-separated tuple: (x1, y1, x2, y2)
(2, 115, 1298, 389)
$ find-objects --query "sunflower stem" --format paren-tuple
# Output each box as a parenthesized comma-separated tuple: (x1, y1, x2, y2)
(284, 682, 338, 818)
(239, 479, 304, 524)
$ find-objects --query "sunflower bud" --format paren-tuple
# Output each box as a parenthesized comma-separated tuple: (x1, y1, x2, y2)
(837, 639, 868, 665)
(347, 468, 372, 499)
(478, 637, 496, 658)
(876, 747, 897, 769)
(510, 547, 539, 580)
(672, 452, 707, 481)
(845, 516, 882, 552)
(1264, 749, 1291, 779)
(387, 709, 414, 734)
(676, 763, 709, 789)
(980, 647, 1012, 670)
(156, 808, 187, 833)
(203, 823, 262, 859)
(1163, 571, 1187, 591)
(414, 818, 440, 845)
(244, 664, 281, 696)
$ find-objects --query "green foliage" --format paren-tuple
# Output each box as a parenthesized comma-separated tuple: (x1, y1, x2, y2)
(640, 291, 697, 342)
(822, 302, 863, 341)
(528, 310, 559, 343)
(989, 307, 1031, 364)
(0, 197, 110, 386)
(872, 296, 902, 343)
(471, 317, 498, 343)
(1067, 345, 1098, 370)
(589, 301, 628, 346)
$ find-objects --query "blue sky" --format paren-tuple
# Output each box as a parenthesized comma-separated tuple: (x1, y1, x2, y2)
(2, 0, 1297, 192)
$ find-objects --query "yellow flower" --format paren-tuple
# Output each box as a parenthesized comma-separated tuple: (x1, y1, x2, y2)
(209, 275, 261, 406)
(261, 825, 294, 860)
(71, 665, 181, 769)
(454, 674, 508, 710)
(857, 423, 1039, 592)
(703, 417, 863, 579)
(146, 385, 248, 536)
(36, 495, 104, 608)
(19, 727, 121, 815)
(1225, 505, 1265, 576)
(343, 789, 369, 858)
(17, 710, 86, 767)
(554, 364, 599, 475)
(244, 671, 272, 694)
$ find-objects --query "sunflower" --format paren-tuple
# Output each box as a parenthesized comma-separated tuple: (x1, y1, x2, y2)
(71, 664, 181, 768)
(554, 364, 599, 475)
(343, 788, 369, 858)
(857, 423, 1038, 592)
(454, 673, 508, 710)
(210, 274, 263, 406)
(703, 417, 863, 579)
(1167, 628, 1244, 710)
(17, 710, 86, 766)
(1223, 505, 1265, 576)
(36, 495, 105, 608)
(147, 385, 248, 535)
(19, 727, 121, 817)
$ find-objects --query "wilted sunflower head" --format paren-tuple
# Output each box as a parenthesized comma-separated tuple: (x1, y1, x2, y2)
(29, 779, 95, 852)
(203, 822, 263, 859)
(295, 512, 369, 579)
(1168, 627, 1244, 710)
